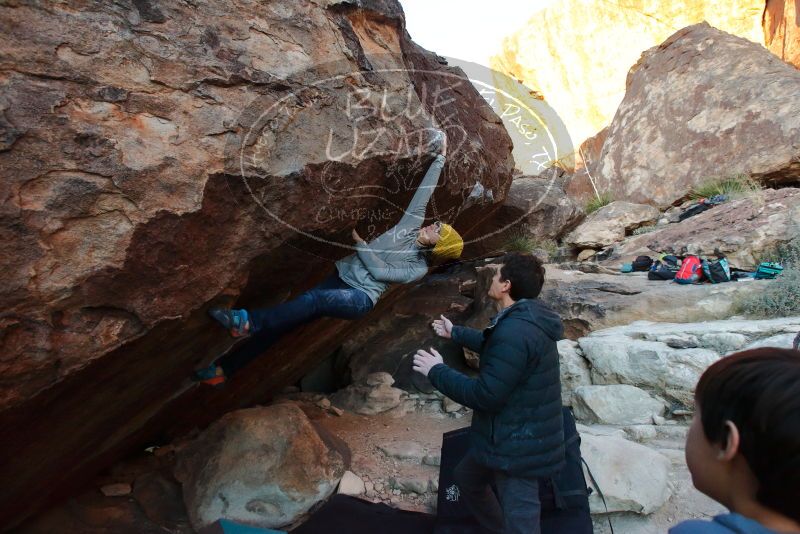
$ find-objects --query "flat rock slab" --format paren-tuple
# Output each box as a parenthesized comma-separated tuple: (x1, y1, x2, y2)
(577, 316, 800, 406)
(378, 441, 427, 463)
(573, 385, 667, 425)
(581, 433, 672, 514)
(541, 265, 769, 338)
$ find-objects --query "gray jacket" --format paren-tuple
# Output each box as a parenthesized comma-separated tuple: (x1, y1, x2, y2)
(336, 155, 445, 304)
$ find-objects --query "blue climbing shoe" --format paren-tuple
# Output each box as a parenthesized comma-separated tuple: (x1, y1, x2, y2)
(191, 363, 226, 387)
(208, 308, 250, 338)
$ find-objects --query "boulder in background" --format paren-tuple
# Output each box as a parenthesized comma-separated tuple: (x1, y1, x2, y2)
(595, 23, 800, 208)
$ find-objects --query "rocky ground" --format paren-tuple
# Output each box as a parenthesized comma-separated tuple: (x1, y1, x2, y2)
(18, 312, 799, 533)
(4, 1, 799, 531)
(304, 396, 725, 534)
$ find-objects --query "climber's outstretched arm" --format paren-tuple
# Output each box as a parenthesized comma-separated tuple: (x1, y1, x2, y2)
(395, 154, 445, 232)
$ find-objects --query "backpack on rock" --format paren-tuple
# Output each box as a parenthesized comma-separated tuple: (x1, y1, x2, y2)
(702, 257, 731, 284)
(754, 262, 784, 280)
(674, 255, 704, 284)
(632, 255, 654, 272)
(648, 254, 681, 281)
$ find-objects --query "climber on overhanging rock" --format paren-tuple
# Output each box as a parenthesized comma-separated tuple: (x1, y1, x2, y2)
(192, 130, 464, 386)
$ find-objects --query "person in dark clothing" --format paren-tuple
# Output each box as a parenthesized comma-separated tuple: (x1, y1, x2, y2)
(670, 347, 800, 534)
(413, 253, 565, 534)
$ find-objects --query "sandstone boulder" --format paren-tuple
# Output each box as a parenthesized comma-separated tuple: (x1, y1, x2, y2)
(565, 201, 660, 249)
(596, 23, 800, 208)
(579, 336, 720, 407)
(330, 378, 406, 416)
(573, 385, 667, 425)
(581, 433, 672, 514)
(558, 339, 592, 406)
(567, 127, 609, 204)
(491, 0, 766, 149)
(485, 175, 585, 245)
(364, 372, 396, 388)
(0, 0, 514, 525)
(605, 188, 800, 269)
(174, 403, 346, 531)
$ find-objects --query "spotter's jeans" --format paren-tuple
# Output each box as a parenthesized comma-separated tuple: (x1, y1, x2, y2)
(454, 450, 542, 534)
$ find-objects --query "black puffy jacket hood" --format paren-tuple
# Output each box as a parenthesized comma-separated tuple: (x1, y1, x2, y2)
(490, 298, 564, 342)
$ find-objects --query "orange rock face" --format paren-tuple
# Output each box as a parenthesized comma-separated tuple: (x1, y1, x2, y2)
(763, 0, 800, 69)
(492, 0, 768, 147)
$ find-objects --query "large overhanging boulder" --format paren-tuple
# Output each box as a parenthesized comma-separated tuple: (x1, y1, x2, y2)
(595, 22, 800, 208)
(0, 0, 513, 527)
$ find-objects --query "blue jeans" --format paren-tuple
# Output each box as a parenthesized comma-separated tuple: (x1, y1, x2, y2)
(217, 271, 373, 376)
(454, 450, 542, 534)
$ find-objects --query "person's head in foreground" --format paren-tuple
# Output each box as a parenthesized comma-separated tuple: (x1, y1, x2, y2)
(488, 252, 546, 305)
(417, 220, 463, 262)
(671, 347, 800, 534)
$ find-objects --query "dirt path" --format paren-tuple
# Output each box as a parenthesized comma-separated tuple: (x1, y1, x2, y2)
(304, 393, 470, 513)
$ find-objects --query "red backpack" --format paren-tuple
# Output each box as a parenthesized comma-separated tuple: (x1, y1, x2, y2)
(674, 255, 704, 284)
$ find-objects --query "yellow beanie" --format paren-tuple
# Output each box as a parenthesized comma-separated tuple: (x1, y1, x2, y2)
(432, 223, 464, 260)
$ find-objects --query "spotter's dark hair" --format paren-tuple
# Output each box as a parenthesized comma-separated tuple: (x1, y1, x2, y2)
(499, 253, 546, 300)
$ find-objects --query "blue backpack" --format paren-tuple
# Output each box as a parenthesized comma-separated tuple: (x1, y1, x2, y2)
(754, 262, 784, 280)
(702, 258, 731, 284)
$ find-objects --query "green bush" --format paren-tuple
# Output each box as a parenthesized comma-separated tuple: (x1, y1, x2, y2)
(736, 234, 800, 318)
(584, 192, 614, 214)
(502, 231, 558, 258)
(632, 225, 658, 236)
(689, 174, 761, 201)
(736, 267, 800, 317)
(751, 237, 800, 267)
